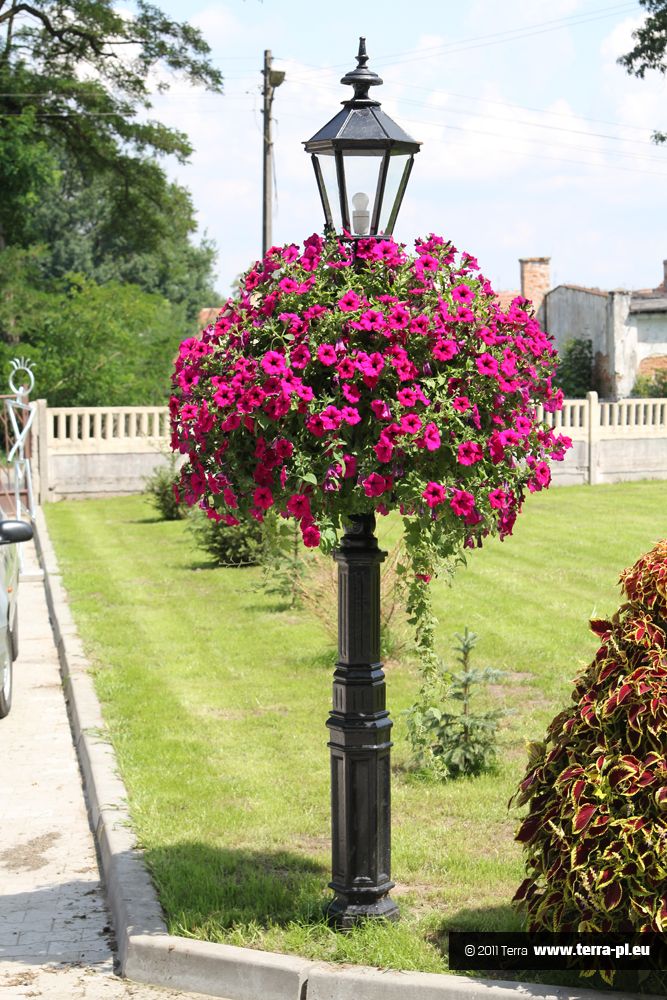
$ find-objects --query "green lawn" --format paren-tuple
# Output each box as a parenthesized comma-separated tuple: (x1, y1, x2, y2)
(44, 482, 667, 983)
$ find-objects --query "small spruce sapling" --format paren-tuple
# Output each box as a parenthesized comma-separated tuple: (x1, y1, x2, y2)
(406, 627, 508, 779)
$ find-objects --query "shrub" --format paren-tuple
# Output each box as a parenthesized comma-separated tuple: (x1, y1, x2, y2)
(555, 337, 594, 398)
(511, 540, 667, 936)
(144, 454, 185, 521)
(631, 370, 667, 398)
(188, 509, 264, 567)
(405, 627, 507, 779)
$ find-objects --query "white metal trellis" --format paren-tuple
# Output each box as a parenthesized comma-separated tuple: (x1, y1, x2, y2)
(4, 358, 36, 522)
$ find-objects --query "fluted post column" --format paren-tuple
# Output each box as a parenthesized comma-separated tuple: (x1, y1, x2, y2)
(326, 512, 399, 928)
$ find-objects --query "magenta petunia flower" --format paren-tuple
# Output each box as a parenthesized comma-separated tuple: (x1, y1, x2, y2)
(450, 489, 475, 517)
(370, 399, 391, 421)
(320, 405, 342, 430)
(290, 344, 311, 369)
(452, 284, 475, 304)
(261, 350, 288, 375)
(400, 413, 423, 435)
(374, 436, 394, 463)
(180, 403, 199, 422)
(362, 473, 389, 498)
(387, 305, 410, 329)
(338, 289, 362, 312)
(305, 414, 325, 437)
(476, 353, 499, 377)
(274, 438, 294, 460)
(457, 441, 484, 466)
(396, 387, 418, 407)
(410, 314, 430, 336)
(253, 486, 274, 510)
(423, 423, 441, 452)
(279, 277, 299, 294)
(343, 454, 357, 478)
(301, 522, 321, 547)
(358, 309, 386, 331)
(433, 340, 458, 362)
(317, 344, 338, 366)
(452, 395, 471, 413)
(341, 406, 361, 426)
(336, 357, 356, 380)
(287, 493, 311, 519)
(422, 481, 446, 508)
(488, 488, 509, 510)
(342, 382, 361, 404)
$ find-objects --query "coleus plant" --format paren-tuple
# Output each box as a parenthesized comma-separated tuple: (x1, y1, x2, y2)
(170, 232, 570, 661)
(512, 540, 667, 938)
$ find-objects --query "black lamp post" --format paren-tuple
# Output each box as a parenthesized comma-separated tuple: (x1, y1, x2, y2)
(303, 39, 421, 929)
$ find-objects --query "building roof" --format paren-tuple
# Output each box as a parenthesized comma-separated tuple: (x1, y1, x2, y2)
(630, 293, 667, 314)
(549, 283, 609, 298)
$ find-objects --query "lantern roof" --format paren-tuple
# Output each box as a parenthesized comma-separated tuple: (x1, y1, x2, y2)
(304, 38, 421, 155)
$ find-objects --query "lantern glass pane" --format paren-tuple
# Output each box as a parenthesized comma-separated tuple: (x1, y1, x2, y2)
(340, 150, 384, 236)
(378, 152, 411, 235)
(314, 152, 343, 232)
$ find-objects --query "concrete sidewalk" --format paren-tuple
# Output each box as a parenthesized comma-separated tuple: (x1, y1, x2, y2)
(0, 539, 210, 1000)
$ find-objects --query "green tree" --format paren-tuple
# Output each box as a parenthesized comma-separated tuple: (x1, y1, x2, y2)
(0, 1, 223, 245)
(2, 275, 190, 406)
(26, 160, 218, 320)
(618, 0, 667, 143)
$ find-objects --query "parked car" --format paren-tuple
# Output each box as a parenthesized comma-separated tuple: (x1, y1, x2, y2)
(0, 519, 34, 718)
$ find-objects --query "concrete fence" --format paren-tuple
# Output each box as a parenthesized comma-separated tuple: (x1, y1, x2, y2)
(539, 392, 667, 485)
(34, 402, 172, 501)
(29, 392, 667, 502)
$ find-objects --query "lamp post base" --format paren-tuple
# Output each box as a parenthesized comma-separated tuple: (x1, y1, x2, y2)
(326, 889, 400, 930)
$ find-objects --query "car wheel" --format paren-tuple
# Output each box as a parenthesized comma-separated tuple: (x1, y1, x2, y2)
(0, 645, 12, 718)
(10, 612, 18, 662)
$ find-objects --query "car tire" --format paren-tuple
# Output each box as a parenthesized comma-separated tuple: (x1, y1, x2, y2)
(0, 645, 12, 719)
(10, 612, 18, 662)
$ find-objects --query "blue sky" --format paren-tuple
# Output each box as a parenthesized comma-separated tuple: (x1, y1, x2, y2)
(147, 0, 666, 300)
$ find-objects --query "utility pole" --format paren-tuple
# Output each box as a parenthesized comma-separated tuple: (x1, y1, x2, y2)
(262, 49, 284, 257)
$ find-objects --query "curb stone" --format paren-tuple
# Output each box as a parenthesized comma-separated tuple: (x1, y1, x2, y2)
(32, 506, 660, 1000)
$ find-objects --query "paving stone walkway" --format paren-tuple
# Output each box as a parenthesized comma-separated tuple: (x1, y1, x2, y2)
(0, 541, 208, 1000)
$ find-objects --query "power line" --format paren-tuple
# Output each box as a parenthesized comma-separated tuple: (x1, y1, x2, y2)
(278, 1, 638, 74)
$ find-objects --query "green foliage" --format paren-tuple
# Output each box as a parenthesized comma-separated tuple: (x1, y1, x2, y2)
(144, 456, 185, 521)
(188, 510, 265, 567)
(631, 369, 667, 398)
(512, 540, 667, 940)
(0, 274, 190, 405)
(618, 1, 667, 143)
(0, 100, 59, 247)
(24, 158, 218, 321)
(555, 338, 594, 398)
(406, 628, 507, 779)
(0, 3, 222, 245)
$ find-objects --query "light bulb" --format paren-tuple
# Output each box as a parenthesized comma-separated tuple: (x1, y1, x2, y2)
(351, 191, 370, 236)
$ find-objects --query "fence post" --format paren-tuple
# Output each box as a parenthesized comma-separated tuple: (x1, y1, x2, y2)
(587, 390, 600, 485)
(33, 399, 51, 505)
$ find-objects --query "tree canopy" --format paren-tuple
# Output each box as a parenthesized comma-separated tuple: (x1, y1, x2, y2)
(619, 0, 667, 143)
(0, 1, 224, 404)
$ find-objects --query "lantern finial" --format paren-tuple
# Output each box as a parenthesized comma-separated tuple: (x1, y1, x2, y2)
(340, 36, 383, 106)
